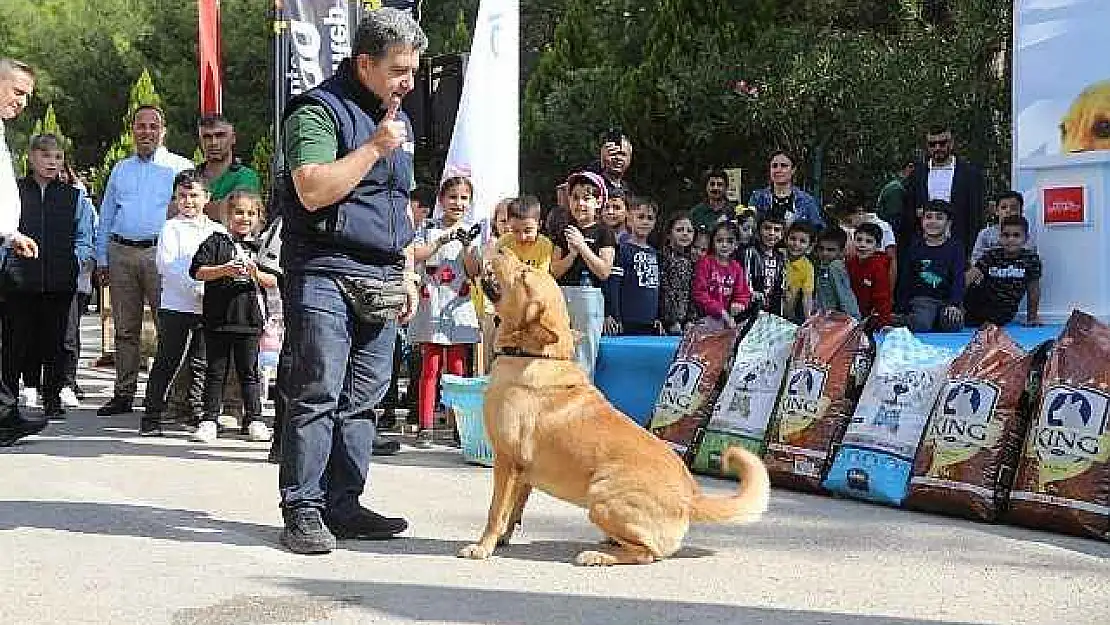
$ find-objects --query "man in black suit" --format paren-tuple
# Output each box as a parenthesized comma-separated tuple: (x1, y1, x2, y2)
(899, 124, 984, 256)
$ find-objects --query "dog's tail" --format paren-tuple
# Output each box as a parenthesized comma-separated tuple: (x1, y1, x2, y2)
(690, 447, 770, 524)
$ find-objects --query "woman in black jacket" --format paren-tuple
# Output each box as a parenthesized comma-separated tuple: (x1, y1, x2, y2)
(190, 191, 278, 442)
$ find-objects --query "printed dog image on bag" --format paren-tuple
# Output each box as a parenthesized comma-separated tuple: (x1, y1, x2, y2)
(691, 313, 797, 477)
(764, 312, 874, 492)
(907, 325, 1043, 522)
(649, 322, 741, 458)
(1009, 311, 1110, 540)
(824, 328, 956, 506)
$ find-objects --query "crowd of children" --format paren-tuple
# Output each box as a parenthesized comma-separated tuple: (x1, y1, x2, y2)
(142, 156, 1046, 448)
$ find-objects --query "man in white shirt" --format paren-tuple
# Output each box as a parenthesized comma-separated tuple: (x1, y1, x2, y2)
(0, 58, 48, 446)
(900, 124, 984, 259)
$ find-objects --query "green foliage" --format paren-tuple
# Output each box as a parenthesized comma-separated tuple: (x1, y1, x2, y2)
(250, 133, 274, 202)
(93, 69, 165, 194)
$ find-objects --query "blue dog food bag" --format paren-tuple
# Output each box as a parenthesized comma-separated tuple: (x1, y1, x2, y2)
(824, 328, 957, 506)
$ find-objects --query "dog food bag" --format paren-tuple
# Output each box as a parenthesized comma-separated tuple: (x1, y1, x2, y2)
(823, 328, 957, 506)
(649, 322, 740, 459)
(691, 313, 798, 477)
(1008, 311, 1110, 540)
(764, 312, 874, 493)
(906, 325, 1040, 522)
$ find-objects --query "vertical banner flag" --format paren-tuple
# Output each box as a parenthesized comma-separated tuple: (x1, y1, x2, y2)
(441, 0, 519, 235)
(198, 0, 223, 115)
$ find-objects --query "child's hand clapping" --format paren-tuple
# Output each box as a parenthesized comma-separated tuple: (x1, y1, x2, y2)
(564, 225, 586, 254)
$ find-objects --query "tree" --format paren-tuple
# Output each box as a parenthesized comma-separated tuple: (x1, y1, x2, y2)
(93, 69, 166, 194)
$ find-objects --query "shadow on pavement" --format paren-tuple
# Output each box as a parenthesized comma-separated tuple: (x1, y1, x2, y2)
(267, 579, 984, 625)
(0, 500, 279, 549)
(1, 434, 274, 464)
(337, 534, 714, 564)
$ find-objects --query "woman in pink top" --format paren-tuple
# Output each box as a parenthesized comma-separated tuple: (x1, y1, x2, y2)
(692, 222, 752, 328)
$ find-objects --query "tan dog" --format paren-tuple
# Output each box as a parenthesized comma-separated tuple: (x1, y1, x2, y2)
(458, 249, 770, 566)
(1061, 81, 1110, 153)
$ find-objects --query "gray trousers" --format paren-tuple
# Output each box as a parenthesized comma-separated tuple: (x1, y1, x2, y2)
(909, 296, 963, 333)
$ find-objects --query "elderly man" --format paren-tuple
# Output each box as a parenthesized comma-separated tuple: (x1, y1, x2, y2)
(95, 105, 194, 417)
(277, 8, 424, 554)
(197, 114, 261, 218)
(0, 58, 48, 446)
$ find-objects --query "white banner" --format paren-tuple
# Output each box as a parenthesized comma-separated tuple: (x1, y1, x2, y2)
(1013, 0, 1110, 165)
(439, 0, 520, 236)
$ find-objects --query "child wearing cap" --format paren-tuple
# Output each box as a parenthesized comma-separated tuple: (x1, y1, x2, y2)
(550, 171, 616, 378)
(897, 200, 965, 332)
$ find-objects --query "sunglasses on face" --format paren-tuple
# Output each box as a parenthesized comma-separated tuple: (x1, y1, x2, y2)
(927, 139, 950, 147)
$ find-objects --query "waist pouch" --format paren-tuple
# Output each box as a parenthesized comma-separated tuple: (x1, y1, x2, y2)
(336, 275, 407, 324)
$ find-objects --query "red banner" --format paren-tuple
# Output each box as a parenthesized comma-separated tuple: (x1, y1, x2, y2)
(199, 0, 223, 115)
(1043, 186, 1086, 225)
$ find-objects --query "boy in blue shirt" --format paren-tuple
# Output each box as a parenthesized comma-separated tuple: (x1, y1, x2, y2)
(898, 200, 965, 332)
(605, 198, 662, 335)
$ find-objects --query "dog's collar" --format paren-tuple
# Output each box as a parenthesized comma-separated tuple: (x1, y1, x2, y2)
(495, 347, 571, 360)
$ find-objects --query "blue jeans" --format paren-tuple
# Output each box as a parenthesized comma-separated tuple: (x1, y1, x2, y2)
(278, 271, 398, 517)
(561, 286, 604, 380)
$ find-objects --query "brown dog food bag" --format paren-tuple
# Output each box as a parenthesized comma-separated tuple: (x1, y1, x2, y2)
(1008, 311, 1110, 540)
(906, 325, 1039, 522)
(649, 322, 740, 460)
(763, 312, 873, 493)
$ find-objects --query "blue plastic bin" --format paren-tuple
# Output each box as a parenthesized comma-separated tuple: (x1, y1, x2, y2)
(440, 374, 493, 467)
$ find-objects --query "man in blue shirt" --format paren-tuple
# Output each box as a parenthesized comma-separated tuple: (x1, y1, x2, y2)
(94, 105, 194, 416)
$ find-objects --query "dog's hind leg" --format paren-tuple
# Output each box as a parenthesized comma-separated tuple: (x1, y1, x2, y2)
(496, 484, 533, 547)
(574, 505, 664, 566)
(459, 458, 523, 560)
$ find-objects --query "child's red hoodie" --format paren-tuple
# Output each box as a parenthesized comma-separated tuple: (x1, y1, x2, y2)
(846, 253, 892, 326)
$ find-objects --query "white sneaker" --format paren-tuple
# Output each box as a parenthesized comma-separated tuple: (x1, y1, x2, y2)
(191, 420, 219, 443)
(59, 387, 80, 408)
(247, 421, 273, 442)
(19, 387, 39, 408)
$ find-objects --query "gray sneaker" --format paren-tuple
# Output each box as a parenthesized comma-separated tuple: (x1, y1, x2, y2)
(280, 508, 336, 555)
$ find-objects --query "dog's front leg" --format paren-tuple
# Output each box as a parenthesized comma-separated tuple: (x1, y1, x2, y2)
(496, 484, 533, 547)
(459, 457, 521, 560)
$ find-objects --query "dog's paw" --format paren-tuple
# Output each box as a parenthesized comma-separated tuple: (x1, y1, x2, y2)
(457, 543, 493, 560)
(574, 550, 618, 567)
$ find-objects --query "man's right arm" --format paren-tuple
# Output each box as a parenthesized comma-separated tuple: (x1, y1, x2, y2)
(284, 103, 402, 211)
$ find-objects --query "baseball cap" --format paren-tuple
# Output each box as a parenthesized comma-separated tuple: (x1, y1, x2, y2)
(565, 171, 609, 206)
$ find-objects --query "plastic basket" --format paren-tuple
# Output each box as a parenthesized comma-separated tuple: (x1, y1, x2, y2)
(440, 374, 493, 467)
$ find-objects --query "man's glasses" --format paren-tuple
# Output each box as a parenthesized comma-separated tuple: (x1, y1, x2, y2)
(927, 139, 950, 147)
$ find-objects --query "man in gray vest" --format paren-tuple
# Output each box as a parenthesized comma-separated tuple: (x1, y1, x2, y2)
(277, 8, 425, 554)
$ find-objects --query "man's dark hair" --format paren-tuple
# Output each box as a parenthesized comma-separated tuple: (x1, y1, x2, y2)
(410, 185, 435, 209)
(926, 123, 951, 136)
(786, 221, 814, 242)
(508, 195, 542, 220)
(817, 226, 848, 249)
(29, 133, 62, 153)
(198, 114, 231, 129)
(1000, 215, 1030, 236)
(922, 199, 953, 219)
(855, 223, 883, 245)
(997, 190, 1024, 208)
(353, 7, 428, 60)
(704, 169, 728, 185)
(133, 104, 166, 125)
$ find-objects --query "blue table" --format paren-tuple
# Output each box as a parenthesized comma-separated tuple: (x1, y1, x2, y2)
(593, 325, 1064, 426)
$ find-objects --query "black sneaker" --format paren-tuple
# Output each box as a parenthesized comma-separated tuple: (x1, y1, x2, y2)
(42, 399, 65, 419)
(0, 413, 47, 447)
(280, 508, 336, 554)
(324, 506, 408, 540)
(139, 415, 163, 437)
(97, 396, 133, 416)
(372, 435, 401, 456)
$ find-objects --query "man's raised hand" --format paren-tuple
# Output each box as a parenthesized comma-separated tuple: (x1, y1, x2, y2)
(371, 98, 407, 153)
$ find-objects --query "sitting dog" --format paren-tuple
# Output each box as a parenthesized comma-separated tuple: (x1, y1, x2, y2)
(458, 249, 770, 566)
